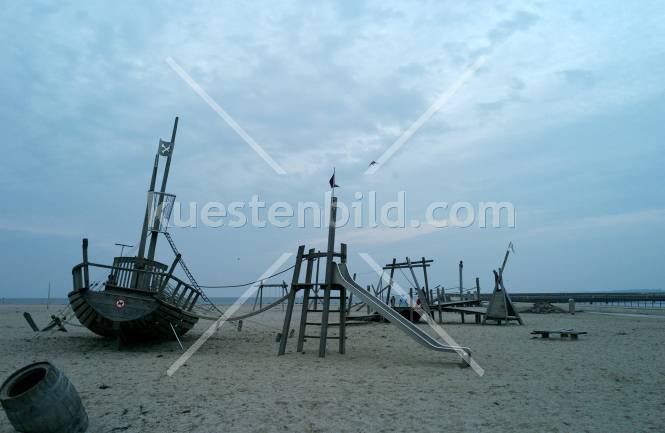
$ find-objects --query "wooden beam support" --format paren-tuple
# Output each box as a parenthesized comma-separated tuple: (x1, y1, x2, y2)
(278, 245, 305, 356)
(296, 248, 316, 353)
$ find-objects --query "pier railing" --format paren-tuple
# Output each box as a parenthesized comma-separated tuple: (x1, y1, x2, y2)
(480, 292, 665, 308)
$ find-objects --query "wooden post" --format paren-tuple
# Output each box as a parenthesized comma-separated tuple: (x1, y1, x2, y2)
(281, 281, 287, 310)
(82, 238, 90, 289)
(159, 253, 181, 293)
(409, 287, 414, 322)
(313, 255, 321, 311)
(385, 258, 396, 304)
(136, 153, 160, 261)
(437, 288, 443, 323)
(476, 277, 480, 301)
(408, 257, 430, 315)
(278, 245, 305, 355)
(252, 283, 263, 311)
(186, 293, 200, 311)
(339, 284, 347, 355)
(319, 196, 338, 358)
(296, 249, 316, 353)
(500, 248, 510, 276)
(458, 260, 463, 298)
(421, 257, 430, 306)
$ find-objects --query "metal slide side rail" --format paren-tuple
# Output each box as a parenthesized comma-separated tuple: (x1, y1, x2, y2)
(333, 263, 468, 354)
(162, 232, 223, 316)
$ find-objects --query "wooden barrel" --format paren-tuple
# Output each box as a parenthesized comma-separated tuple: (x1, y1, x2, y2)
(0, 362, 88, 433)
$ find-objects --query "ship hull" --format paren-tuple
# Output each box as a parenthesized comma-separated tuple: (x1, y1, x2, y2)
(68, 288, 199, 342)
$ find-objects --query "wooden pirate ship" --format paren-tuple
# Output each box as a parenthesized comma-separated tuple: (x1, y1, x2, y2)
(68, 118, 221, 341)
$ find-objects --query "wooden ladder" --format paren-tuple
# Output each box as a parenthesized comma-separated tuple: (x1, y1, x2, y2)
(295, 285, 347, 356)
(277, 244, 349, 358)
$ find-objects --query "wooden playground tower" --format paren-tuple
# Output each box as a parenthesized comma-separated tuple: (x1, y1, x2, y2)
(278, 196, 349, 357)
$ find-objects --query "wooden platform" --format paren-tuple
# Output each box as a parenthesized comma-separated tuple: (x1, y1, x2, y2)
(442, 306, 485, 324)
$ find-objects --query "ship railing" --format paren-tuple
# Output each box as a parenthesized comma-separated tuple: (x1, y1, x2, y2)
(72, 260, 203, 312)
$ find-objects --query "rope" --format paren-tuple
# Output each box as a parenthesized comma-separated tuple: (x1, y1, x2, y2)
(227, 293, 290, 321)
(55, 305, 89, 328)
(398, 268, 416, 288)
(198, 264, 295, 288)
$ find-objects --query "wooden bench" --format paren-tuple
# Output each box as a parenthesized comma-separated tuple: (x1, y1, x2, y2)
(531, 329, 587, 340)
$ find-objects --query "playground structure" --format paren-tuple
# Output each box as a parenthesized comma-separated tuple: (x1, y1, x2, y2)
(252, 282, 288, 311)
(482, 245, 523, 325)
(427, 246, 522, 325)
(358, 246, 522, 326)
(277, 196, 470, 359)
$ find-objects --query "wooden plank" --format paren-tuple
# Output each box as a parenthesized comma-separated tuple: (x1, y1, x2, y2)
(186, 293, 200, 311)
(23, 313, 40, 332)
(82, 239, 90, 289)
(385, 258, 396, 304)
(319, 197, 338, 358)
(278, 245, 305, 355)
(296, 248, 316, 353)
(421, 257, 431, 304)
(339, 286, 346, 354)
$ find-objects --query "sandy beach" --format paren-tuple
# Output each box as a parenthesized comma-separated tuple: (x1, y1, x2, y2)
(0, 304, 663, 433)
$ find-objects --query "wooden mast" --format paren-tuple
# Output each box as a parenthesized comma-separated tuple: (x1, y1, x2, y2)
(136, 152, 160, 261)
(146, 117, 179, 262)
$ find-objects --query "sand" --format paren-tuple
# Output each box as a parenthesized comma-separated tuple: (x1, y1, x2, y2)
(1, 304, 664, 433)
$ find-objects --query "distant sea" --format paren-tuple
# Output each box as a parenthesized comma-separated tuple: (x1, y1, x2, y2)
(3, 290, 664, 307)
(0, 297, 283, 306)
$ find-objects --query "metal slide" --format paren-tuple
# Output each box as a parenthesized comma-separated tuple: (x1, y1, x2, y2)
(333, 263, 469, 354)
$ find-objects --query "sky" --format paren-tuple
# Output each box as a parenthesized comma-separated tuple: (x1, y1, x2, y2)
(1, 1, 664, 298)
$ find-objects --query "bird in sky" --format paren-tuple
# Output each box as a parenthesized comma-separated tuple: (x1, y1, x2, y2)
(368, 160, 377, 167)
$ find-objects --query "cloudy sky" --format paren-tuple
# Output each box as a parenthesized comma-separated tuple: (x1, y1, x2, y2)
(1, 1, 664, 298)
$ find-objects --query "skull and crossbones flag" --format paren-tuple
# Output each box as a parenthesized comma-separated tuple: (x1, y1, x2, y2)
(159, 139, 173, 156)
